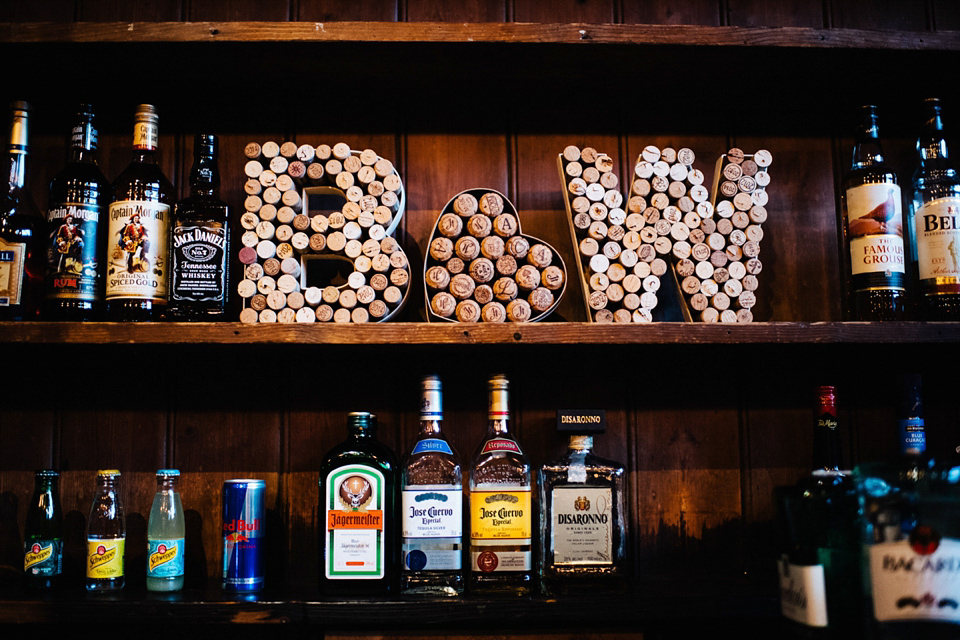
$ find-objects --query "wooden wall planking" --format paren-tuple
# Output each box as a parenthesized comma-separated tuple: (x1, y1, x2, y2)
(2, 0, 954, 592)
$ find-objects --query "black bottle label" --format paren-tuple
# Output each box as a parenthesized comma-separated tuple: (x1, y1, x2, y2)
(24, 538, 63, 577)
(45, 202, 101, 302)
(171, 221, 227, 304)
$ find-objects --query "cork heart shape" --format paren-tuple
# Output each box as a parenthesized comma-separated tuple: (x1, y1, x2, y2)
(558, 145, 772, 323)
(423, 188, 567, 323)
(237, 142, 411, 323)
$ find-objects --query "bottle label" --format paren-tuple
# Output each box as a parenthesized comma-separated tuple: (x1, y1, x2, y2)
(402, 539, 461, 571)
(44, 202, 101, 302)
(913, 197, 960, 294)
(470, 549, 532, 573)
(0, 238, 26, 306)
(777, 555, 829, 627)
(105, 200, 169, 301)
(86, 537, 125, 579)
(469, 488, 531, 541)
(147, 538, 184, 578)
(324, 464, 386, 579)
(24, 539, 62, 576)
(845, 183, 906, 284)
(402, 487, 462, 538)
(411, 438, 453, 456)
(868, 536, 960, 623)
(479, 438, 522, 455)
(899, 417, 926, 455)
(171, 221, 228, 305)
(550, 487, 613, 565)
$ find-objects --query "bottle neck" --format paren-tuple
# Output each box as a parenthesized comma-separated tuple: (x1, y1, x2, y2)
(568, 435, 594, 452)
(812, 390, 842, 472)
(852, 112, 885, 170)
(6, 151, 26, 190)
(419, 418, 442, 437)
(157, 478, 178, 493)
(69, 118, 98, 164)
(916, 102, 951, 164)
(488, 418, 509, 436)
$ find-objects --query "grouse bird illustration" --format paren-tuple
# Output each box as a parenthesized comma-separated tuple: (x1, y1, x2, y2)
(863, 188, 899, 231)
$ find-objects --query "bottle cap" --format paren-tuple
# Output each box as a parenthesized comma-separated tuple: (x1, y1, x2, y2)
(35, 469, 59, 478)
(157, 469, 180, 477)
(97, 469, 121, 477)
(347, 411, 376, 432)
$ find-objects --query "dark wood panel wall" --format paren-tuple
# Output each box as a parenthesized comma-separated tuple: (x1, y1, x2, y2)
(2, 0, 960, 592)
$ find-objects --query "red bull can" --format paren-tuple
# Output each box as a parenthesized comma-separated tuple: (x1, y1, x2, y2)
(222, 479, 265, 592)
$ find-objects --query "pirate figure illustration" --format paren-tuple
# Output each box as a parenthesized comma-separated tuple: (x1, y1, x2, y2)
(54, 214, 85, 273)
(117, 214, 150, 273)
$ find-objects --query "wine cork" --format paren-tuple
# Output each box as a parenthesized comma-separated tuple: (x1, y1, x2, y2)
(456, 299, 481, 322)
(493, 213, 518, 237)
(454, 193, 479, 217)
(481, 301, 507, 323)
(368, 299, 388, 319)
(426, 265, 451, 290)
(481, 235, 505, 261)
(467, 214, 492, 238)
(429, 237, 454, 262)
(473, 284, 493, 305)
(469, 258, 495, 284)
(316, 304, 334, 322)
(479, 192, 504, 216)
(506, 298, 532, 322)
(542, 265, 565, 290)
(496, 255, 518, 277)
(449, 273, 476, 300)
(493, 277, 519, 302)
(515, 265, 541, 291)
(438, 213, 463, 237)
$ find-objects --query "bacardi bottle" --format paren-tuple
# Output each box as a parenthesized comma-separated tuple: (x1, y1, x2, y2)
(855, 374, 960, 638)
(319, 412, 398, 595)
(538, 410, 627, 596)
(401, 375, 463, 596)
(468, 374, 533, 595)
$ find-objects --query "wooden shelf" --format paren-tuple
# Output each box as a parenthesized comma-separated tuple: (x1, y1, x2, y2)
(2, 321, 960, 346)
(2, 21, 958, 51)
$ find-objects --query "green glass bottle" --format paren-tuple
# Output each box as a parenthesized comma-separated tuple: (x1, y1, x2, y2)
(318, 412, 398, 595)
(23, 470, 63, 590)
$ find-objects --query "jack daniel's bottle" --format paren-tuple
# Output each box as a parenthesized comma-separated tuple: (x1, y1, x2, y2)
(167, 134, 230, 320)
(105, 104, 174, 321)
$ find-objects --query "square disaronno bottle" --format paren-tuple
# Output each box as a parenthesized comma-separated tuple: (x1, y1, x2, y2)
(538, 410, 627, 595)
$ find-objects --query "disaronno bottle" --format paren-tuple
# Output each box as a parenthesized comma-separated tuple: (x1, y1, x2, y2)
(401, 375, 463, 596)
(105, 104, 174, 321)
(319, 412, 398, 595)
(538, 410, 627, 596)
(468, 374, 533, 595)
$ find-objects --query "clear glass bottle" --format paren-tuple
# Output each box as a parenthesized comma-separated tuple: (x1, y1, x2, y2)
(538, 412, 627, 596)
(86, 469, 125, 592)
(841, 105, 908, 320)
(105, 104, 174, 321)
(855, 374, 960, 639)
(776, 386, 861, 636)
(0, 100, 44, 320)
(401, 375, 463, 596)
(43, 104, 110, 320)
(318, 411, 398, 595)
(147, 469, 185, 592)
(907, 98, 960, 320)
(468, 374, 533, 595)
(167, 134, 230, 320)
(23, 469, 63, 590)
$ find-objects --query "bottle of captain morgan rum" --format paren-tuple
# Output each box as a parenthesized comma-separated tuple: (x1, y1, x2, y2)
(468, 374, 533, 595)
(855, 374, 960, 639)
(538, 409, 627, 596)
(105, 104, 174, 321)
(401, 375, 463, 596)
(319, 412, 398, 595)
(43, 104, 110, 320)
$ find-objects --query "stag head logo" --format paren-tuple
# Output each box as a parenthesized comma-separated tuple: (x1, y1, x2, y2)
(339, 475, 372, 509)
